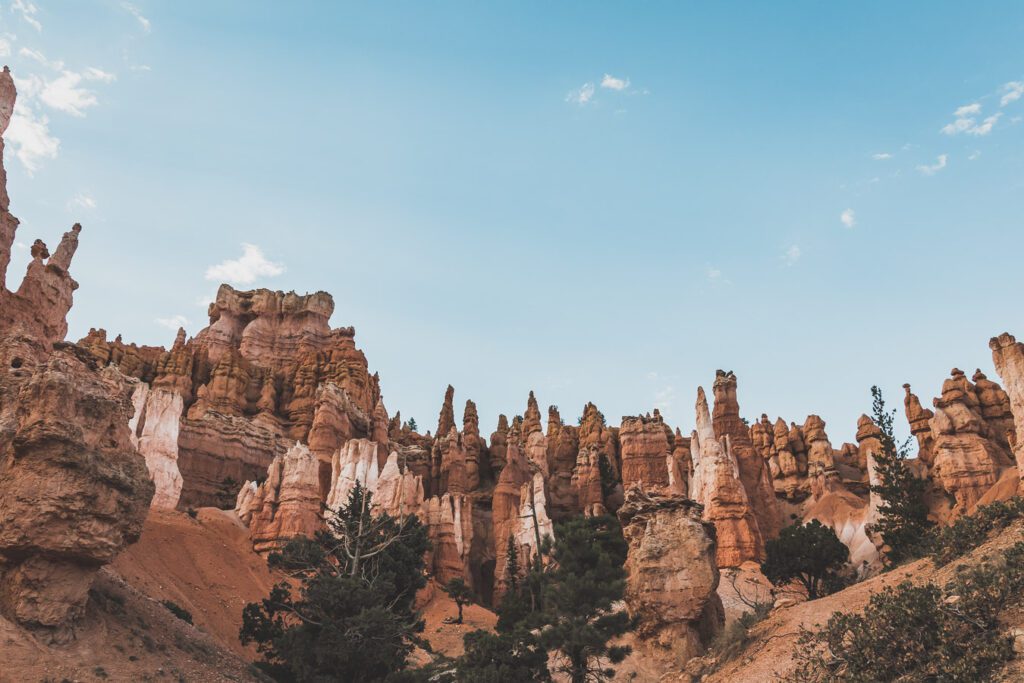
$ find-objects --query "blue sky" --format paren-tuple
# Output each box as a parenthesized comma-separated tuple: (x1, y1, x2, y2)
(2, 2, 1023, 442)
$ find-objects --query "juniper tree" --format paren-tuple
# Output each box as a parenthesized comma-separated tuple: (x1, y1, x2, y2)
(444, 578, 474, 625)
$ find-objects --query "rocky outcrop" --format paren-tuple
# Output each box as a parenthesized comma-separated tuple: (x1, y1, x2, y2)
(545, 405, 580, 518)
(619, 411, 672, 492)
(424, 493, 473, 584)
(991, 333, 1024, 490)
(129, 384, 184, 510)
(617, 487, 723, 669)
(0, 69, 153, 637)
(690, 387, 764, 567)
(492, 423, 532, 597)
(247, 443, 323, 553)
(711, 371, 781, 541)
(929, 369, 1014, 514)
(903, 384, 935, 465)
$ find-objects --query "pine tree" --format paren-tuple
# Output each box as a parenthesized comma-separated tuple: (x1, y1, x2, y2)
(540, 515, 633, 683)
(866, 385, 933, 564)
(406, 417, 418, 432)
(240, 482, 429, 682)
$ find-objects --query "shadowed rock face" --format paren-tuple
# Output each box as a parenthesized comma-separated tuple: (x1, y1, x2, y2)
(0, 67, 154, 639)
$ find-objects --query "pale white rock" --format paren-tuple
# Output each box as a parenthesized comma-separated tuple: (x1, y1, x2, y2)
(374, 451, 425, 518)
(136, 387, 184, 510)
(516, 472, 554, 557)
(128, 381, 150, 450)
(235, 480, 258, 525)
(326, 438, 381, 510)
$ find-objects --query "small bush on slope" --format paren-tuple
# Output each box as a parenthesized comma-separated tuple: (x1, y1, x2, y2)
(928, 497, 1024, 567)
(786, 541, 1024, 683)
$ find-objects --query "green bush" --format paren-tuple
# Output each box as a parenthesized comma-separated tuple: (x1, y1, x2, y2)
(161, 600, 193, 624)
(788, 541, 1024, 682)
(928, 497, 1024, 566)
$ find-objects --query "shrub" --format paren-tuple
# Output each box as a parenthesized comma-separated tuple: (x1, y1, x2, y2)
(763, 520, 849, 600)
(928, 497, 1024, 566)
(455, 629, 551, 682)
(709, 603, 772, 663)
(788, 541, 1024, 682)
(186, 507, 198, 519)
(161, 599, 193, 624)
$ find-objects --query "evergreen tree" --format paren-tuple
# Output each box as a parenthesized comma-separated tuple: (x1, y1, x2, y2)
(866, 386, 933, 564)
(597, 453, 617, 503)
(444, 578, 474, 624)
(240, 482, 429, 682)
(406, 417, 418, 432)
(540, 515, 633, 683)
(455, 629, 551, 683)
(762, 520, 849, 599)
(505, 534, 520, 591)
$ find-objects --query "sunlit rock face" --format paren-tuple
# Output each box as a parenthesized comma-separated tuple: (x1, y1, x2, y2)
(618, 486, 723, 670)
(0, 67, 153, 639)
(991, 333, 1024, 494)
(927, 369, 1014, 515)
(690, 387, 764, 567)
(247, 442, 323, 553)
(711, 371, 782, 541)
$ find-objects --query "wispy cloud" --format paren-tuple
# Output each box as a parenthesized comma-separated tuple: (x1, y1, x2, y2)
(205, 243, 285, 285)
(968, 150, 981, 161)
(121, 2, 151, 33)
(600, 73, 630, 91)
(155, 314, 189, 331)
(1001, 81, 1024, 107)
(5, 100, 59, 174)
(11, 0, 42, 32)
(871, 152, 892, 160)
(941, 102, 1000, 136)
(0, 38, 11, 58)
(916, 154, 948, 176)
(565, 82, 595, 106)
(783, 244, 801, 266)
(653, 385, 676, 418)
(840, 208, 856, 228)
(70, 192, 96, 210)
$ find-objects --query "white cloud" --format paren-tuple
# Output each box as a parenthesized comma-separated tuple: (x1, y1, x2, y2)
(916, 154, 948, 176)
(941, 102, 1000, 136)
(600, 73, 630, 91)
(11, 0, 41, 32)
(39, 71, 101, 116)
(83, 67, 116, 83)
(19, 47, 62, 70)
(871, 152, 892, 160)
(565, 82, 595, 105)
(5, 100, 59, 174)
(783, 244, 801, 266)
(155, 314, 189, 331)
(121, 2, 151, 33)
(968, 150, 981, 160)
(13, 241, 28, 250)
(1001, 81, 1024, 107)
(70, 192, 96, 209)
(840, 208, 856, 228)
(0, 38, 11, 58)
(707, 266, 722, 281)
(971, 113, 1002, 136)
(205, 243, 285, 285)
